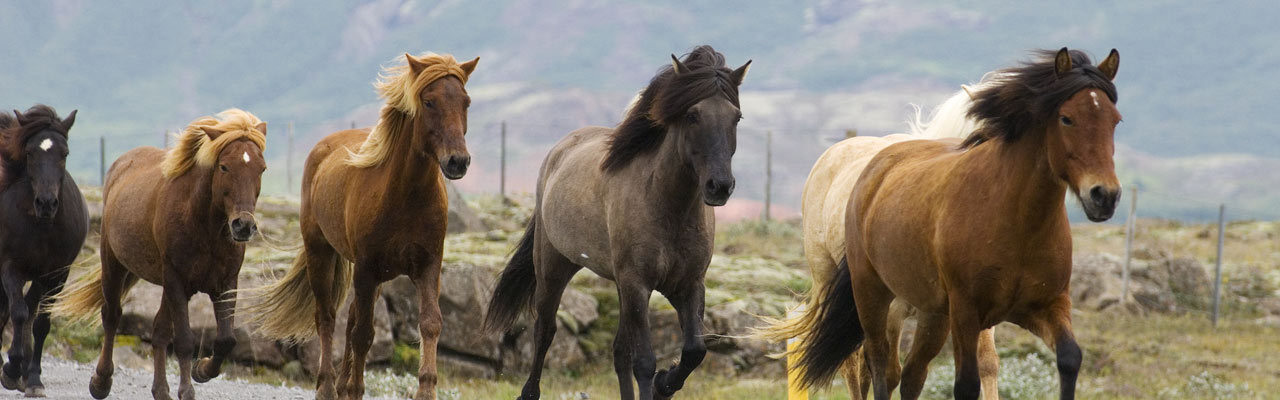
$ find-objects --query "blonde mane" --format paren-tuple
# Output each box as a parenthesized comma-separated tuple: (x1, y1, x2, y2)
(346, 52, 472, 168)
(908, 72, 1008, 139)
(161, 109, 267, 178)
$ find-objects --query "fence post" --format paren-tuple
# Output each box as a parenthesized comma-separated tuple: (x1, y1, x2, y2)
(1212, 203, 1225, 327)
(764, 130, 772, 223)
(500, 121, 507, 201)
(287, 121, 294, 194)
(99, 136, 106, 186)
(351, 121, 356, 130)
(1122, 185, 1137, 303)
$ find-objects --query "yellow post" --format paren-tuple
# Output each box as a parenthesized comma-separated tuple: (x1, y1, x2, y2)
(786, 305, 809, 400)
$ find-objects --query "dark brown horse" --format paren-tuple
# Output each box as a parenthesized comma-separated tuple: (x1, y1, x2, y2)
(0, 105, 88, 397)
(776, 48, 1121, 400)
(245, 52, 478, 400)
(53, 109, 268, 400)
(484, 46, 750, 400)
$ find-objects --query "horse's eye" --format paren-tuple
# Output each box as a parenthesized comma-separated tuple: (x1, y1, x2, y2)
(424, 100, 435, 109)
(1060, 116, 1074, 126)
(219, 164, 229, 172)
(686, 112, 698, 124)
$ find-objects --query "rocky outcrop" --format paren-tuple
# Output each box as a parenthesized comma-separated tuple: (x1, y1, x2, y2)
(1071, 250, 1211, 313)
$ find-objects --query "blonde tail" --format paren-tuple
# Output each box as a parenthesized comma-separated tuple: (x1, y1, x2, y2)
(241, 250, 350, 343)
(49, 266, 138, 326)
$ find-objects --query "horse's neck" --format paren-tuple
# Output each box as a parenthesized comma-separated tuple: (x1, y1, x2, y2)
(635, 129, 703, 214)
(376, 121, 443, 205)
(168, 167, 222, 225)
(960, 131, 1068, 230)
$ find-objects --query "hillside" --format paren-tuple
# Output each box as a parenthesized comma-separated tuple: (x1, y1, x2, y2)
(2, 1, 1278, 220)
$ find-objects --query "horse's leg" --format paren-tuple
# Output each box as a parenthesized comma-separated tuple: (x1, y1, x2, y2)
(618, 279, 657, 400)
(337, 271, 378, 400)
(840, 350, 865, 400)
(896, 311, 950, 400)
(306, 244, 341, 400)
(0, 277, 9, 376)
(882, 298, 912, 392)
(517, 252, 578, 400)
(612, 330, 635, 400)
(90, 252, 129, 399)
(948, 301, 983, 400)
(193, 287, 237, 383)
(848, 255, 894, 400)
(409, 257, 445, 400)
(23, 276, 64, 397)
(160, 267, 196, 400)
(150, 296, 175, 400)
(977, 327, 1000, 400)
(652, 283, 707, 399)
(1, 264, 30, 391)
(1013, 295, 1079, 400)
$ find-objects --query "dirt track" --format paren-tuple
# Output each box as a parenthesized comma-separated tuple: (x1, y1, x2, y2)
(0, 357, 395, 400)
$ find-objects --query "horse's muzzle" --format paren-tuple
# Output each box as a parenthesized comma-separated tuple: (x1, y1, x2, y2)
(33, 196, 58, 219)
(442, 154, 470, 180)
(230, 215, 257, 242)
(703, 178, 735, 207)
(1082, 185, 1120, 222)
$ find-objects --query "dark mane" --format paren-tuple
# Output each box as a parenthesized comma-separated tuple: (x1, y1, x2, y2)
(961, 49, 1118, 148)
(601, 45, 742, 171)
(1, 104, 71, 177)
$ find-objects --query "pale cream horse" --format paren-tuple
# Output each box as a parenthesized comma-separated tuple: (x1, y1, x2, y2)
(783, 84, 1001, 399)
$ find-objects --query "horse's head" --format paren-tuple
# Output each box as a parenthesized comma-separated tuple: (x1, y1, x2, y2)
(665, 52, 751, 206)
(9, 107, 75, 219)
(407, 54, 478, 180)
(205, 123, 267, 242)
(1044, 48, 1122, 222)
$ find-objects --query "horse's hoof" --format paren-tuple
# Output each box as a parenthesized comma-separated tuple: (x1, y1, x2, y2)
(653, 368, 679, 398)
(24, 385, 45, 398)
(178, 386, 195, 400)
(89, 374, 112, 399)
(192, 357, 218, 383)
(1, 372, 23, 391)
(316, 384, 338, 400)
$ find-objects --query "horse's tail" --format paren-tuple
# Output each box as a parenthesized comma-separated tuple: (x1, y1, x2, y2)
(483, 215, 538, 334)
(242, 248, 350, 343)
(757, 256, 865, 390)
(49, 264, 139, 325)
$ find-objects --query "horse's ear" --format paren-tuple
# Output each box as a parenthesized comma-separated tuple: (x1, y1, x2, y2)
(61, 110, 77, 132)
(199, 126, 225, 139)
(254, 122, 268, 136)
(670, 54, 689, 75)
(405, 53, 428, 75)
(12, 110, 27, 126)
(1054, 47, 1072, 78)
(730, 60, 752, 86)
(1097, 48, 1120, 81)
(459, 57, 479, 79)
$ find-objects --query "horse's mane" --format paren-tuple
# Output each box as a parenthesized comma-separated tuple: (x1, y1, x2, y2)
(161, 108, 266, 178)
(960, 49, 1118, 148)
(346, 53, 471, 168)
(0, 105, 72, 184)
(602, 45, 742, 172)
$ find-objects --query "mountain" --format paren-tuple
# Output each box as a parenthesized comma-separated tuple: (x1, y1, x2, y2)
(1, 0, 1276, 220)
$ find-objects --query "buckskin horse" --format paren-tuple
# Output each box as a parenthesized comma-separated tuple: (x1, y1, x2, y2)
(0, 105, 89, 397)
(54, 109, 268, 400)
(245, 52, 478, 400)
(484, 45, 750, 400)
(775, 48, 1121, 400)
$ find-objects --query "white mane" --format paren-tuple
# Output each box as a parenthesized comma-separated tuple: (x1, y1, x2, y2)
(908, 72, 1007, 139)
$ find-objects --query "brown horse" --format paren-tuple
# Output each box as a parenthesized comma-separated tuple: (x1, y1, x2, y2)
(777, 48, 1121, 400)
(0, 105, 88, 397)
(483, 45, 750, 400)
(53, 109, 268, 400)
(245, 52, 478, 400)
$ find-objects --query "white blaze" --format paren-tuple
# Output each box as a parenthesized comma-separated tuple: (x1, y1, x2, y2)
(39, 139, 53, 151)
(243, 151, 250, 163)
(1090, 92, 1099, 108)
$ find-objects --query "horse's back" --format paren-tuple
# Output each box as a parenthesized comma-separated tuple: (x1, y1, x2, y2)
(537, 126, 615, 277)
(102, 146, 167, 280)
(299, 129, 373, 256)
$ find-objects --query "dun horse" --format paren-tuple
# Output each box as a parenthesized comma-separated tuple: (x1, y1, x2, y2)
(760, 87, 1002, 399)
(53, 109, 268, 400)
(484, 45, 750, 400)
(775, 48, 1121, 400)
(245, 52, 478, 400)
(0, 105, 88, 397)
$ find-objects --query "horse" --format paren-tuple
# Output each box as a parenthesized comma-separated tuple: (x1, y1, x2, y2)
(759, 87, 1003, 399)
(0, 105, 88, 397)
(244, 52, 478, 400)
(483, 45, 750, 400)
(776, 48, 1122, 400)
(52, 109, 268, 400)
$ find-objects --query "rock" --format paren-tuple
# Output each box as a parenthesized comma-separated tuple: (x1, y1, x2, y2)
(298, 293, 394, 375)
(445, 181, 486, 233)
(1071, 252, 1210, 313)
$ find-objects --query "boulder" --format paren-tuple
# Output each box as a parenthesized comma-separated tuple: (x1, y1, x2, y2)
(445, 181, 486, 233)
(118, 279, 289, 367)
(298, 292, 394, 374)
(1070, 252, 1210, 313)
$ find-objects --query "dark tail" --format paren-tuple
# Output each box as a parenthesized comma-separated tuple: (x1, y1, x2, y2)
(795, 256, 866, 390)
(483, 216, 538, 334)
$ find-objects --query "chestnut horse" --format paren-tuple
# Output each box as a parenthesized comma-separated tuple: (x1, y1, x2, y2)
(246, 52, 478, 400)
(53, 109, 268, 400)
(484, 45, 750, 400)
(761, 87, 1002, 399)
(778, 48, 1121, 400)
(0, 105, 88, 397)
